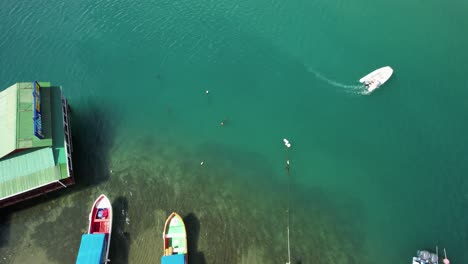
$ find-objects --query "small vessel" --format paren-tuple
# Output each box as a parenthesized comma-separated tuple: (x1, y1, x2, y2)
(412, 248, 439, 264)
(359, 66, 394, 93)
(76, 194, 113, 264)
(161, 212, 188, 264)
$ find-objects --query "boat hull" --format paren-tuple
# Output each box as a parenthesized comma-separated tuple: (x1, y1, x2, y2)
(88, 194, 113, 264)
(162, 212, 188, 264)
(359, 66, 393, 92)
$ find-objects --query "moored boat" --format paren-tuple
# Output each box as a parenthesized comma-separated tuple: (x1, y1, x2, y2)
(412, 248, 439, 264)
(359, 66, 394, 93)
(161, 212, 187, 264)
(76, 194, 113, 264)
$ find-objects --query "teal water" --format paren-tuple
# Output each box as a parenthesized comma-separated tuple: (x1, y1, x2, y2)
(1, 0, 468, 263)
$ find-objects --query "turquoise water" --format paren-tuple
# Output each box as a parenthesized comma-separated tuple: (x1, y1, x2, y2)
(1, 0, 468, 263)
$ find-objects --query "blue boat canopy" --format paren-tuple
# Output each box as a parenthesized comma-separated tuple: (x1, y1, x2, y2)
(76, 234, 106, 264)
(161, 254, 186, 264)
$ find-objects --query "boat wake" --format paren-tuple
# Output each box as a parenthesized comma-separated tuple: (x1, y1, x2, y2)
(306, 66, 369, 95)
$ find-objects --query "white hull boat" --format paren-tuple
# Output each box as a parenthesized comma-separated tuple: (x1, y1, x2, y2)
(76, 194, 113, 264)
(359, 66, 393, 93)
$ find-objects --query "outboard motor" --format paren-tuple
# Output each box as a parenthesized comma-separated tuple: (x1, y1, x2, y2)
(416, 250, 438, 264)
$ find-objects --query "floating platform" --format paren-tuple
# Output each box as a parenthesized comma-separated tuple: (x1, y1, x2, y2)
(0, 82, 74, 208)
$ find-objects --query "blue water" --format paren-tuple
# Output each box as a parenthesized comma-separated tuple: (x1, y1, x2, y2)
(1, 0, 468, 263)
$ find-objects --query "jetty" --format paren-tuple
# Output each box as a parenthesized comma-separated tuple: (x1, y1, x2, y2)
(0, 82, 74, 208)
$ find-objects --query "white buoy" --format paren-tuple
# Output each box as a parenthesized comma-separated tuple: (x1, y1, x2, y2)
(205, 90, 209, 94)
(200, 161, 205, 166)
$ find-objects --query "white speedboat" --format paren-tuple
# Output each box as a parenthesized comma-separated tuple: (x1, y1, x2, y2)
(359, 66, 393, 92)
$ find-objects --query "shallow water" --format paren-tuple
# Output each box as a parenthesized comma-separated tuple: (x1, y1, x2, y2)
(1, 0, 468, 263)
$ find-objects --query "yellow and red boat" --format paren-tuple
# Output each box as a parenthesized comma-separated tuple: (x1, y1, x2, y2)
(161, 212, 187, 264)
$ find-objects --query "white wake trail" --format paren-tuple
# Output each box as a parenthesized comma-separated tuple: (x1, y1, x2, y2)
(306, 66, 369, 95)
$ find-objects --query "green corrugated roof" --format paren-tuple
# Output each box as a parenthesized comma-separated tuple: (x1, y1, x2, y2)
(0, 84, 18, 159)
(0, 82, 53, 159)
(0, 82, 70, 200)
(0, 147, 55, 181)
(0, 147, 65, 199)
(0, 147, 68, 199)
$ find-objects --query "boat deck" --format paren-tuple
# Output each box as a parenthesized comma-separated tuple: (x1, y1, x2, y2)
(166, 217, 187, 254)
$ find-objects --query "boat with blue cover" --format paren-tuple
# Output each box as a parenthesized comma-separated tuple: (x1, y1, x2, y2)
(76, 234, 107, 264)
(161, 212, 188, 264)
(76, 194, 113, 264)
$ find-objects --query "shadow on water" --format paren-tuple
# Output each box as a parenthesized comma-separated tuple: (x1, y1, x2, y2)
(0, 209, 11, 248)
(184, 213, 206, 264)
(70, 100, 119, 186)
(108, 196, 130, 264)
(29, 202, 87, 263)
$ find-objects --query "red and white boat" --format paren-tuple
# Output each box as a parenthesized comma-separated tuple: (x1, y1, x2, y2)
(76, 194, 113, 264)
(88, 194, 113, 263)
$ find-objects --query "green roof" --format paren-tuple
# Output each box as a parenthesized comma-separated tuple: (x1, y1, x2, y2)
(0, 148, 66, 199)
(0, 82, 53, 159)
(0, 82, 70, 200)
(0, 83, 18, 159)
